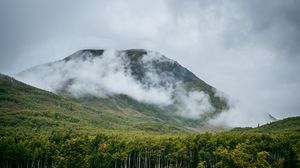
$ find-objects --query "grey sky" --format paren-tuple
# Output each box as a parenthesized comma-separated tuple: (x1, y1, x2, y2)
(0, 0, 299, 126)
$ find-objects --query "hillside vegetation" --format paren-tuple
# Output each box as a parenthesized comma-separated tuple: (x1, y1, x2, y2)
(231, 116, 300, 133)
(0, 73, 194, 135)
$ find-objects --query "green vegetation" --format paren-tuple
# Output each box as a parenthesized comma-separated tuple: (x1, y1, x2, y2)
(0, 74, 195, 135)
(231, 116, 300, 133)
(0, 74, 299, 167)
(1, 131, 299, 168)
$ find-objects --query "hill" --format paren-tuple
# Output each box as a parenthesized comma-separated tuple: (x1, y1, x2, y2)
(230, 116, 300, 133)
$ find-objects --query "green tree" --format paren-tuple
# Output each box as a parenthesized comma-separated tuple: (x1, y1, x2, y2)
(255, 151, 271, 168)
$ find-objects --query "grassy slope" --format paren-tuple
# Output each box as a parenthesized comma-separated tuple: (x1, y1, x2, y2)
(75, 94, 209, 129)
(0, 74, 194, 136)
(230, 116, 300, 134)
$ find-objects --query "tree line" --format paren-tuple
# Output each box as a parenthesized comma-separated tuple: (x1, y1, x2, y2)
(0, 131, 299, 168)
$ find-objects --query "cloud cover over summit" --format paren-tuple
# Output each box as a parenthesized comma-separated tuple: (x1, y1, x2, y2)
(0, 0, 299, 126)
(16, 49, 219, 119)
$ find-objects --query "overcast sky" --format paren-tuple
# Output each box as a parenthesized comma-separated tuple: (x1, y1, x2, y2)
(0, 0, 299, 126)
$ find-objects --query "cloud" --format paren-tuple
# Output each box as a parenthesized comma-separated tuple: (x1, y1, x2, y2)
(1, 0, 300, 126)
(175, 89, 215, 119)
(16, 50, 174, 105)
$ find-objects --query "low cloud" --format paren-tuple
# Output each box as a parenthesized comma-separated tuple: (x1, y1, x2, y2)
(16, 50, 174, 105)
(175, 89, 215, 119)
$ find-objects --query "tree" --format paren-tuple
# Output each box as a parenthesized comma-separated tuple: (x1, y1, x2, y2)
(255, 151, 271, 168)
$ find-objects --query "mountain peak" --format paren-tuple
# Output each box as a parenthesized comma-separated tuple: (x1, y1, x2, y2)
(65, 49, 169, 62)
(63, 49, 105, 62)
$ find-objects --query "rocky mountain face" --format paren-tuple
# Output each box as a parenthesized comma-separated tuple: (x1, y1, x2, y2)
(16, 49, 228, 128)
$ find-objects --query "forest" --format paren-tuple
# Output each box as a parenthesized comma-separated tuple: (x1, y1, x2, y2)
(0, 130, 299, 168)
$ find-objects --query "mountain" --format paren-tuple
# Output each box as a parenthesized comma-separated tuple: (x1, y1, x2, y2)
(16, 49, 228, 127)
(2, 50, 299, 168)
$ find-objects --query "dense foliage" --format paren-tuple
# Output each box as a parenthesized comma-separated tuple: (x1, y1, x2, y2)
(0, 131, 299, 168)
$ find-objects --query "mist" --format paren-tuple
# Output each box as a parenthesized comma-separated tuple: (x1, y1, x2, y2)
(16, 50, 216, 119)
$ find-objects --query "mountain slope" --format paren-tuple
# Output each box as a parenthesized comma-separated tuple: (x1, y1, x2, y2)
(0, 73, 199, 135)
(16, 49, 228, 128)
(230, 116, 300, 133)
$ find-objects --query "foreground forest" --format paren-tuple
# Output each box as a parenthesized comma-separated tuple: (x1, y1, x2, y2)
(1, 128, 299, 168)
